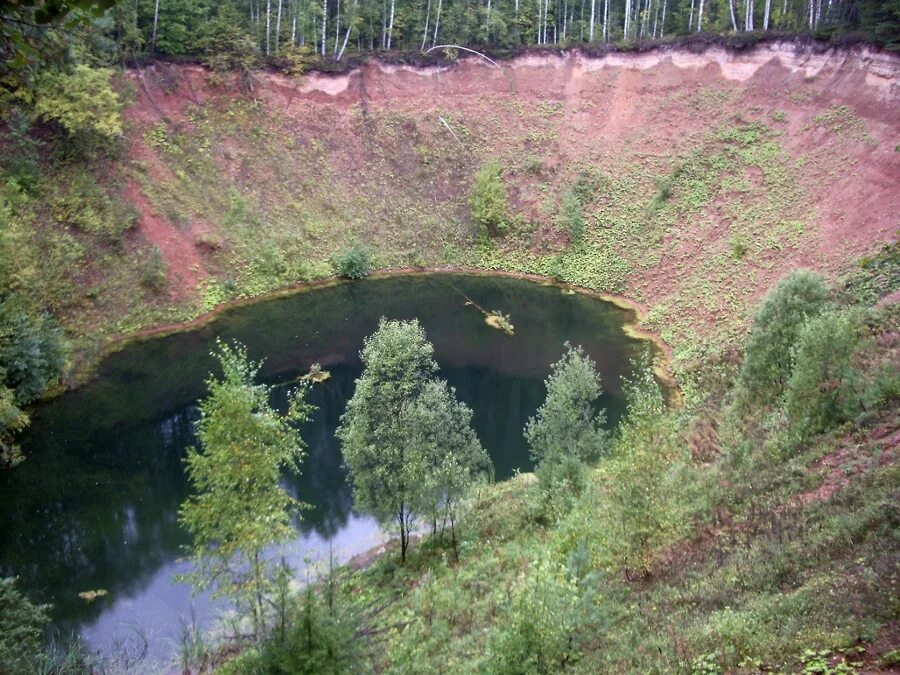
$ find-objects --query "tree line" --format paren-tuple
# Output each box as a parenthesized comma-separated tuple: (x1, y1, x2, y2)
(123, 0, 900, 60)
(1, 0, 898, 79)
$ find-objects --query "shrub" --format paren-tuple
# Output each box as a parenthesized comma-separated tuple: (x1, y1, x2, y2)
(32, 65, 123, 141)
(736, 270, 830, 410)
(784, 310, 862, 439)
(604, 354, 683, 578)
(141, 246, 168, 293)
(332, 244, 373, 279)
(560, 190, 585, 244)
(0, 577, 48, 673)
(50, 174, 138, 242)
(248, 581, 364, 674)
(488, 556, 580, 673)
(470, 160, 509, 238)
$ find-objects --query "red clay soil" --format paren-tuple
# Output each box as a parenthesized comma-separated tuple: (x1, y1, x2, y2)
(122, 181, 205, 298)
(122, 43, 900, 313)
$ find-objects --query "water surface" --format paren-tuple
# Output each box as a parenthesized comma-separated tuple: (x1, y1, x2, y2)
(0, 274, 650, 667)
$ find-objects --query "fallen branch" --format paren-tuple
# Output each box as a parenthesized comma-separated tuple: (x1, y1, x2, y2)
(424, 44, 501, 69)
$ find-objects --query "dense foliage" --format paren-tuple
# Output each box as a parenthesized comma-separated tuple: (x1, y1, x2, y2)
(524, 343, 608, 512)
(470, 160, 509, 239)
(0, 576, 48, 674)
(332, 243, 374, 279)
(735, 269, 830, 410)
(337, 318, 492, 561)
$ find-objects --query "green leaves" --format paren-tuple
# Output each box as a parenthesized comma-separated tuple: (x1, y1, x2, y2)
(179, 339, 314, 626)
(736, 270, 830, 410)
(470, 160, 509, 239)
(32, 65, 123, 140)
(337, 318, 490, 561)
(525, 343, 609, 508)
(0, 576, 49, 673)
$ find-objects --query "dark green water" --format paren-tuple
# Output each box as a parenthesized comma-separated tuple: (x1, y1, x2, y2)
(0, 274, 650, 666)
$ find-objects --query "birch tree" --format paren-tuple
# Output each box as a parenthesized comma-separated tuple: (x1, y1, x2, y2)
(150, 0, 160, 51)
(275, 0, 283, 53)
(265, 0, 271, 54)
(386, 0, 395, 48)
(432, 0, 442, 46)
(589, 0, 595, 40)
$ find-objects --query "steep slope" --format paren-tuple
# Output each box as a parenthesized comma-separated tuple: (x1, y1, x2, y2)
(120, 43, 898, 365)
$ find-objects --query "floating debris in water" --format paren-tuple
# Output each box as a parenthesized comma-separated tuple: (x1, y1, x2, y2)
(485, 310, 515, 335)
(302, 363, 331, 384)
(448, 282, 514, 336)
(78, 589, 108, 602)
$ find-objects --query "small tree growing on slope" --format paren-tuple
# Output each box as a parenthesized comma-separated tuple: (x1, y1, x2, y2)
(736, 269, 830, 411)
(470, 160, 509, 239)
(179, 340, 314, 638)
(525, 343, 609, 513)
(411, 379, 492, 560)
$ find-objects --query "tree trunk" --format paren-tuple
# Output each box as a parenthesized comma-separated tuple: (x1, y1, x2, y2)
(624, 0, 631, 39)
(763, 0, 771, 29)
(276, 0, 283, 54)
(537, 0, 543, 43)
(561, 0, 566, 41)
(386, 0, 395, 49)
(515, 0, 520, 43)
(689, 0, 695, 30)
(602, 0, 608, 40)
(589, 0, 595, 40)
(660, 0, 667, 37)
(321, 0, 328, 55)
(449, 505, 458, 562)
(486, 0, 492, 42)
(334, 0, 340, 55)
(432, 0, 442, 46)
(422, 0, 431, 49)
(266, 0, 271, 55)
(399, 503, 408, 562)
(150, 0, 160, 52)
(697, 0, 704, 31)
(338, 0, 356, 58)
(728, 0, 738, 30)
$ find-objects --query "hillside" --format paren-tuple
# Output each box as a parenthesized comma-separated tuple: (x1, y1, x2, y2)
(25, 43, 897, 372)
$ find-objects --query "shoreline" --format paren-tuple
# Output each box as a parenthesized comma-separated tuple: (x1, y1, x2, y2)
(66, 267, 681, 405)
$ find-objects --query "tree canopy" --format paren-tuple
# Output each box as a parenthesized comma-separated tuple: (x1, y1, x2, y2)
(337, 318, 491, 561)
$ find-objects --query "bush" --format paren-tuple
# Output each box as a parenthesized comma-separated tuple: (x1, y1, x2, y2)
(50, 173, 138, 242)
(470, 160, 509, 238)
(32, 65, 123, 141)
(0, 577, 48, 673)
(141, 246, 168, 293)
(603, 354, 683, 578)
(736, 270, 830, 410)
(248, 584, 364, 674)
(488, 556, 580, 673)
(0, 298, 65, 405)
(332, 244, 373, 279)
(784, 310, 862, 439)
(525, 343, 609, 514)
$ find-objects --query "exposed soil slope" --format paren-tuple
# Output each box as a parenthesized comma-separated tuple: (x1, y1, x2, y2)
(121, 43, 899, 361)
